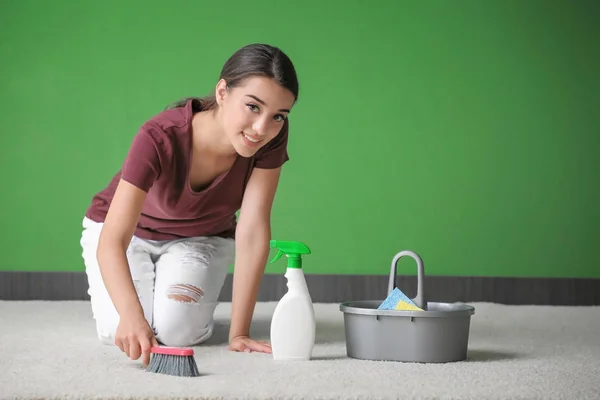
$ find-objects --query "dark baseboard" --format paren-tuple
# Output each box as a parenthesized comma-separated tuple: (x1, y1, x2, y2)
(1, 271, 599, 305)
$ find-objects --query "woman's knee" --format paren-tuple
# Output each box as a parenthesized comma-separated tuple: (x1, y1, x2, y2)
(87, 297, 119, 346)
(96, 324, 118, 346)
(153, 287, 216, 347)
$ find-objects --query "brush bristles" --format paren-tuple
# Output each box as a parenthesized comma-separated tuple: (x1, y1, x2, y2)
(146, 353, 200, 377)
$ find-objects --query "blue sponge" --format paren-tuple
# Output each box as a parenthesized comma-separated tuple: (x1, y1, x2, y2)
(377, 288, 423, 311)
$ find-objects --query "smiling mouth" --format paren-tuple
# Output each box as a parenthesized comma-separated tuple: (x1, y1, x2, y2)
(243, 132, 262, 143)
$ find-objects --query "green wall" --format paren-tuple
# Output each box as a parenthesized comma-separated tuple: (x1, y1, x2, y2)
(2, 0, 599, 278)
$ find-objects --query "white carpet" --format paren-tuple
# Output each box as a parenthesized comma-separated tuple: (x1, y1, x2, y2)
(1, 300, 599, 400)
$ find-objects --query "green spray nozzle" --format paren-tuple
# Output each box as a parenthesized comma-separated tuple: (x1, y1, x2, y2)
(269, 240, 311, 268)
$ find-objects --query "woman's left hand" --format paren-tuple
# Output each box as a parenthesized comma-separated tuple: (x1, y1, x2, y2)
(229, 335, 272, 353)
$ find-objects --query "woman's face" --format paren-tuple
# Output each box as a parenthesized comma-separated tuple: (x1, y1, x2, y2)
(216, 76, 296, 158)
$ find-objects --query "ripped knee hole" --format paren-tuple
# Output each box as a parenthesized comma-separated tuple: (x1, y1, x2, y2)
(166, 284, 204, 303)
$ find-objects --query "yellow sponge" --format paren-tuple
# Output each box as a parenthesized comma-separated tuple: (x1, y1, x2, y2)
(378, 288, 423, 311)
(395, 300, 423, 311)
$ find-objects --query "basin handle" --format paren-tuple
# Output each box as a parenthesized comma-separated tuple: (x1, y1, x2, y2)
(387, 250, 426, 310)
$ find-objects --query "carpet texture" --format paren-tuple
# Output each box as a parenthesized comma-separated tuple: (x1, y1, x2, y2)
(1, 300, 599, 400)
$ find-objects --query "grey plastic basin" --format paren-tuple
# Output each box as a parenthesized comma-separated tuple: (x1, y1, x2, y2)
(339, 250, 475, 363)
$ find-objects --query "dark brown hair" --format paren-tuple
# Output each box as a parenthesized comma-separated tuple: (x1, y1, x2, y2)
(166, 43, 299, 112)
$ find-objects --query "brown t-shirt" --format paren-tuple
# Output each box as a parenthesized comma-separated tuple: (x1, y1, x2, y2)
(85, 99, 289, 240)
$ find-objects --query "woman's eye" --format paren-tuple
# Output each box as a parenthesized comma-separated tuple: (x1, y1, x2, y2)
(247, 103, 285, 122)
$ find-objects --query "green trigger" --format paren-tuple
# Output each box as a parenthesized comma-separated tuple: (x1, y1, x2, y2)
(270, 250, 285, 263)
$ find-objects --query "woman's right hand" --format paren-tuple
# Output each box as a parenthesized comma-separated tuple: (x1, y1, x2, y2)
(114, 313, 158, 366)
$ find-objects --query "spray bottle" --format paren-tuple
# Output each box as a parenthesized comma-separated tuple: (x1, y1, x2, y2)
(268, 239, 315, 361)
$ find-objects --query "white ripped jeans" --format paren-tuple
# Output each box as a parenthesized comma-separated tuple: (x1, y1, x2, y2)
(80, 217, 235, 347)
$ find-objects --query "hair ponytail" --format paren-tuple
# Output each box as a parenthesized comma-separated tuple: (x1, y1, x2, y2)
(164, 95, 217, 112)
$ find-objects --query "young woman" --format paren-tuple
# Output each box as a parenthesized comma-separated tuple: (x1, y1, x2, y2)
(79, 43, 299, 366)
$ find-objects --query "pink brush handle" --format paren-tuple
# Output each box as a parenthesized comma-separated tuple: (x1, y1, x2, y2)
(150, 346, 194, 356)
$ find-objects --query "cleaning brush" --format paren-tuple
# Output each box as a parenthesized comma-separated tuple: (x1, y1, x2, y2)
(146, 346, 200, 377)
